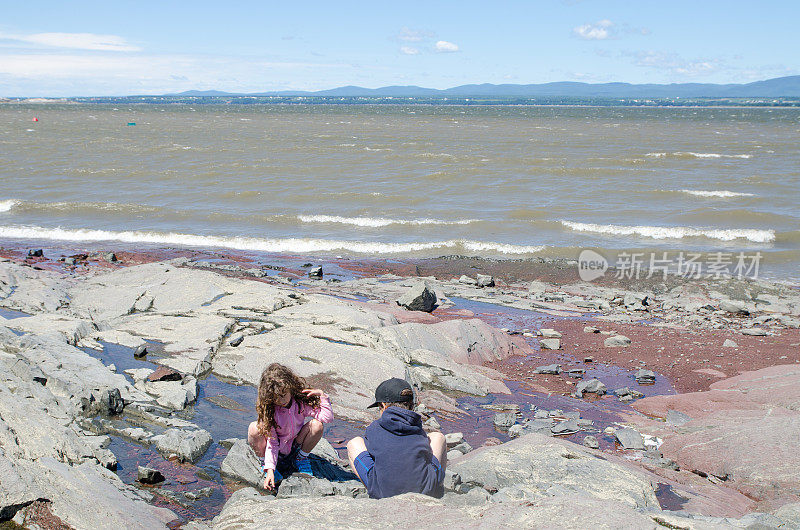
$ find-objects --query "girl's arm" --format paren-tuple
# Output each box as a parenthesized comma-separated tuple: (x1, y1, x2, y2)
(300, 389, 333, 423)
(263, 431, 280, 471)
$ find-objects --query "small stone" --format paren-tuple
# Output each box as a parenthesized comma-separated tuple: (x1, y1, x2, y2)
(723, 339, 738, 348)
(583, 357, 594, 363)
(133, 344, 148, 358)
(565, 368, 586, 378)
(450, 441, 473, 455)
(103, 252, 118, 262)
(308, 266, 323, 279)
(534, 364, 561, 375)
(634, 369, 656, 384)
(604, 427, 615, 435)
(582, 435, 600, 449)
(539, 338, 561, 350)
(100, 388, 124, 415)
(63, 257, 76, 266)
(138, 466, 165, 484)
(476, 274, 495, 287)
(583, 326, 601, 333)
(228, 333, 245, 347)
(458, 275, 477, 285)
(741, 328, 767, 336)
(28, 249, 43, 257)
(539, 329, 562, 338)
(508, 424, 525, 438)
(423, 416, 441, 431)
(604, 335, 631, 347)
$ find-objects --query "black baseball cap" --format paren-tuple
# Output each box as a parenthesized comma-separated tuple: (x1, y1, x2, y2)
(367, 378, 414, 408)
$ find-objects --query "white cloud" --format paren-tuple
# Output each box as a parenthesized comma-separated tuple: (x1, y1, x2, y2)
(573, 20, 614, 40)
(0, 32, 140, 52)
(628, 50, 722, 77)
(398, 27, 432, 42)
(434, 40, 459, 53)
(400, 46, 419, 55)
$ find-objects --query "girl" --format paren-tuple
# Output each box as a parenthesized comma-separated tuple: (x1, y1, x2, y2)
(247, 363, 333, 490)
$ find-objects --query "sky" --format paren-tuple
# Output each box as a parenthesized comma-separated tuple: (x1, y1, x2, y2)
(1, 0, 798, 96)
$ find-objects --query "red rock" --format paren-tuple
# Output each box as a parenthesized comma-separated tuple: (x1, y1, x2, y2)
(147, 366, 183, 382)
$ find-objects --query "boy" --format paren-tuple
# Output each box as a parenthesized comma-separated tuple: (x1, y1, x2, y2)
(346, 378, 447, 499)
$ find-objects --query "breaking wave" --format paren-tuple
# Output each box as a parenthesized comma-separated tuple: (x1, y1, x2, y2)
(678, 190, 755, 198)
(0, 225, 545, 255)
(560, 221, 775, 243)
(296, 215, 477, 228)
(0, 200, 19, 213)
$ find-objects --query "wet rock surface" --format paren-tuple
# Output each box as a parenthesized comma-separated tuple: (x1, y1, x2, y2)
(2, 252, 800, 528)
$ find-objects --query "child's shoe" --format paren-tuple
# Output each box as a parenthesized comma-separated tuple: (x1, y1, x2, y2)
(294, 454, 314, 476)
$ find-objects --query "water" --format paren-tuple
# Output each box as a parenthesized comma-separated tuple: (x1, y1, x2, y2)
(1, 103, 798, 280)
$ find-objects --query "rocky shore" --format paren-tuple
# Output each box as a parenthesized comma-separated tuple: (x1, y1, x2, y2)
(1, 245, 799, 529)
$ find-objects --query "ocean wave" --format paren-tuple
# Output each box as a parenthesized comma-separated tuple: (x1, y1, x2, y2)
(0, 225, 545, 255)
(678, 190, 755, 198)
(646, 152, 751, 159)
(560, 221, 775, 243)
(0, 200, 19, 213)
(296, 215, 477, 227)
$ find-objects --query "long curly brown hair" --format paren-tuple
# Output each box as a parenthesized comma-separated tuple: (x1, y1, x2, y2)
(256, 363, 321, 438)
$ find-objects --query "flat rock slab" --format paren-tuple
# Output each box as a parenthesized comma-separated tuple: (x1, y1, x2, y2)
(539, 338, 561, 350)
(604, 335, 631, 347)
(151, 429, 212, 463)
(534, 364, 561, 374)
(614, 428, 645, 450)
(575, 378, 607, 398)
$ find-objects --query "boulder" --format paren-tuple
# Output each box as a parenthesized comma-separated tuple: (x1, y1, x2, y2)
(741, 327, 767, 336)
(574, 378, 606, 398)
(457, 275, 477, 285)
(493, 412, 516, 428)
(720, 300, 748, 315)
(220, 439, 264, 488)
(634, 369, 656, 384)
(539, 329, 562, 338)
(137, 466, 165, 485)
(539, 338, 560, 350)
(614, 428, 645, 450)
(722, 339, 738, 348)
(396, 283, 437, 312)
(476, 274, 495, 288)
(534, 364, 561, 375)
(582, 436, 599, 449)
(604, 335, 631, 347)
(308, 266, 323, 279)
(151, 429, 212, 463)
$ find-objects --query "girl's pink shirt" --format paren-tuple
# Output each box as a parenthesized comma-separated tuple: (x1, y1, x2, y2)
(263, 395, 333, 471)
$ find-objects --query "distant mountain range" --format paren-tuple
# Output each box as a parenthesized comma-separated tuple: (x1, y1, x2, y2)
(172, 76, 800, 99)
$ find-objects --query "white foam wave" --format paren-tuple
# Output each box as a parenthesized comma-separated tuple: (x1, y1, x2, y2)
(0, 225, 545, 255)
(0, 200, 18, 213)
(297, 215, 476, 228)
(646, 152, 751, 159)
(679, 189, 755, 198)
(561, 221, 775, 243)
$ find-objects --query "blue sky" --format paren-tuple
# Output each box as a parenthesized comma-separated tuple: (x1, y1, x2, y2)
(1, 1, 797, 96)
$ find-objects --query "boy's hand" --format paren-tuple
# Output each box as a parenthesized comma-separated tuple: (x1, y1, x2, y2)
(301, 388, 325, 398)
(264, 469, 276, 490)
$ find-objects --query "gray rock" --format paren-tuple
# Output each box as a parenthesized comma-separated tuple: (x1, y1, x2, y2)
(396, 283, 437, 312)
(742, 327, 767, 336)
(445, 432, 464, 447)
(476, 274, 495, 288)
(133, 343, 148, 358)
(220, 439, 264, 488)
(539, 338, 561, 350)
(551, 419, 579, 435)
(613, 387, 644, 400)
(308, 266, 323, 279)
(614, 427, 645, 450)
(63, 257, 76, 266)
(574, 378, 606, 398)
(138, 466, 165, 484)
(457, 275, 477, 285)
(450, 441, 473, 455)
(534, 364, 561, 375)
(277, 475, 366, 498)
(634, 369, 656, 384)
(720, 300, 748, 314)
(507, 424, 526, 438)
(493, 411, 516, 428)
(539, 329, 562, 338)
(28, 249, 43, 257)
(103, 252, 118, 263)
(623, 293, 649, 311)
(723, 338, 738, 348)
(443, 470, 462, 492)
(99, 388, 125, 415)
(604, 335, 631, 347)
(228, 333, 245, 347)
(565, 368, 585, 378)
(423, 416, 441, 431)
(583, 326, 600, 333)
(665, 409, 692, 427)
(151, 428, 212, 463)
(582, 435, 599, 449)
